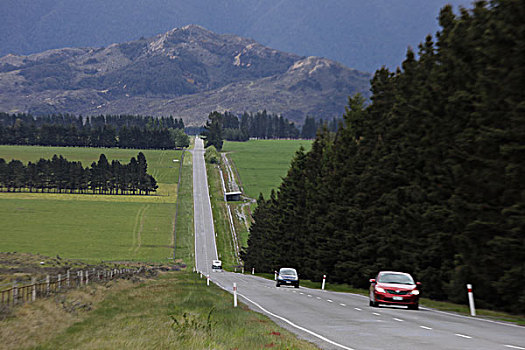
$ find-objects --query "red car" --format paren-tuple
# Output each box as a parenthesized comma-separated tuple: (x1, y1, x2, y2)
(369, 271, 421, 310)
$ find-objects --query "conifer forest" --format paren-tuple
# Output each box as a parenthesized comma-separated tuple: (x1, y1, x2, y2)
(242, 1, 525, 313)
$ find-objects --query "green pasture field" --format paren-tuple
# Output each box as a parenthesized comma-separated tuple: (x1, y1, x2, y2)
(0, 145, 185, 263)
(222, 139, 312, 200)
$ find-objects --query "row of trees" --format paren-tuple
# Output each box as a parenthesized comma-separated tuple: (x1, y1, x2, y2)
(202, 110, 302, 149)
(0, 113, 185, 130)
(0, 152, 158, 195)
(242, 0, 524, 313)
(0, 113, 189, 149)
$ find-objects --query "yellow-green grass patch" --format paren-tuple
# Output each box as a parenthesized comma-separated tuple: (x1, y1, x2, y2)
(0, 198, 176, 263)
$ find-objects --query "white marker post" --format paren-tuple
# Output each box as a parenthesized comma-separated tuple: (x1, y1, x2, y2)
(207, 275, 210, 286)
(233, 283, 238, 307)
(274, 271, 277, 280)
(467, 284, 476, 316)
(252, 267, 255, 275)
(322, 275, 326, 290)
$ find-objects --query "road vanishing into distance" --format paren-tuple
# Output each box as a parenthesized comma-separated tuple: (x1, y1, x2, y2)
(191, 138, 525, 350)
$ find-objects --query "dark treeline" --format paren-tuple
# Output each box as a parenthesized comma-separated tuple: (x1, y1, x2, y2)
(242, 1, 524, 313)
(209, 111, 301, 142)
(0, 152, 158, 195)
(227, 110, 302, 140)
(0, 113, 189, 149)
(301, 115, 341, 139)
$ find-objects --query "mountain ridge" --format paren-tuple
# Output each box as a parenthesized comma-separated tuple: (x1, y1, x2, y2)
(0, 25, 371, 126)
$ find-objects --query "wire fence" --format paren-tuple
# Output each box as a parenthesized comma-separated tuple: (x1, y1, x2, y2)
(0, 267, 146, 307)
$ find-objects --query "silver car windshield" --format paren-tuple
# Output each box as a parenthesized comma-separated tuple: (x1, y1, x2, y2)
(280, 269, 297, 276)
(378, 273, 414, 284)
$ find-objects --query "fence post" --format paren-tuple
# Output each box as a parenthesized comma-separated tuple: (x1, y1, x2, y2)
(207, 275, 210, 286)
(46, 275, 50, 294)
(13, 282, 18, 305)
(85, 271, 89, 285)
(233, 283, 237, 307)
(79, 271, 83, 286)
(31, 277, 36, 302)
(67, 270, 70, 287)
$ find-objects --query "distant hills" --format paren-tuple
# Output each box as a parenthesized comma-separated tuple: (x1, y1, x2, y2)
(0, 25, 370, 126)
(0, 0, 472, 73)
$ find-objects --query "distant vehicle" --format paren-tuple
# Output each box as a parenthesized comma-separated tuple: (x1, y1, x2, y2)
(212, 260, 222, 271)
(276, 268, 299, 288)
(369, 271, 421, 310)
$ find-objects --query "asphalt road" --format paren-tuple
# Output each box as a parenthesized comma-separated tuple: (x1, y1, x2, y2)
(192, 138, 525, 350)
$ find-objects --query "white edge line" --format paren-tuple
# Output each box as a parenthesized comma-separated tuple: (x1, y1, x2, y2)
(303, 286, 522, 329)
(420, 306, 524, 329)
(420, 326, 433, 330)
(504, 345, 525, 350)
(238, 292, 356, 350)
(454, 333, 472, 339)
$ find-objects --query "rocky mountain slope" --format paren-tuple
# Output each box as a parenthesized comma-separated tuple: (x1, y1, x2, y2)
(0, 25, 370, 125)
(0, 0, 472, 72)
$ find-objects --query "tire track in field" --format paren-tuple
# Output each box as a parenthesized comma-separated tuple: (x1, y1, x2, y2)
(151, 150, 165, 182)
(134, 204, 150, 254)
(130, 204, 148, 253)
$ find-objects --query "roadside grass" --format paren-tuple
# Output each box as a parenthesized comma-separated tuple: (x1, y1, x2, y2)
(6, 271, 318, 350)
(230, 202, 251, 248)
(222, 140, 312, 200)
(0, 145, 183, 263)
(207, 163, 239, 269)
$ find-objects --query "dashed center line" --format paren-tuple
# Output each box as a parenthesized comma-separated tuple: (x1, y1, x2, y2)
(299, 292, 304, 295)
(307, 295, 312, 297)
(420, 326, 433, 330)
(340, 303, 346, 307)
(354, 307, 362, 311)
(327, 299, 333, 303)
(316, 297, 322, 300)
(393, 318, 404, 322)
(455, 334, 472, 339)
(373, 312, 381, 316)
(505, 345, 525, 350)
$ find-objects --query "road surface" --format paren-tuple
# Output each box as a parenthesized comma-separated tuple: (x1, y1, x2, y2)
(191, 137, 525, 350)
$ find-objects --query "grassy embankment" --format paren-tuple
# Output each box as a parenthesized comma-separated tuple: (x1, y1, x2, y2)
(0, 143, 320, 349)
(219, 140, 525, 326)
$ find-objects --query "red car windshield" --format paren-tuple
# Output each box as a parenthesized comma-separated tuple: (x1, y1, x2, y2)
(378, 273, 414, 285)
